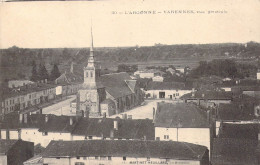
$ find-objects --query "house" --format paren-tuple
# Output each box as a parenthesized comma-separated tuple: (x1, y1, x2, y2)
(152, 75, 164, 82)
(134, 69, 164, 79)
(8, 80, 34, 88)
(77, 28, 144, 117)
(211, 138, 259, 165)
(180, 90, 233, 108)
(0, 114, 78, 147)
(41, 140, 209, 165)
(0, 113, 155, 147)
(0, 139, 34, 165)
(71, 117, 154, 140)
(215, 102, 260, 135)
(233, 86, 260, 99)
(154, 102, 212, 150)
(217, 123, 259, 140)
(23, 155, 43, 165)
(55, 62, 83, 97)
(1, 83, 57, 115)
(144, 81, 192, 100)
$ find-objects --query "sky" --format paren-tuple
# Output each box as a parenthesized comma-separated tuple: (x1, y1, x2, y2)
(1, 0, 260, 48)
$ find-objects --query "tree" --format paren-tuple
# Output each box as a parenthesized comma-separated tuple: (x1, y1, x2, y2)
(30, 61, 39, 82)
(50, 64, 61, 81)
(38, 64, 49, 80)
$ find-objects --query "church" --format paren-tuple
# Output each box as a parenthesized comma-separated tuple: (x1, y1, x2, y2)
(76, 28, 144, 117)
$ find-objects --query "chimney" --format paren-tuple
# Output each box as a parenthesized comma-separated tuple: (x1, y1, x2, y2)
(19, 114, 23, 123)
(45, 79, 47, 83)
(70, 117, 73, 125)
(70, 62, 74, 74)
(192, 88, 195, 93)
(202, 93, 205, 98)
(114, 120, 118, 130)
(207, 110, 210, 124)
(24, 114, 28, 123)
(45, 115, 49, 123)
(122, 114, 127, 119)
(143, 135, 147, 141)
(192, 93, 195, 97)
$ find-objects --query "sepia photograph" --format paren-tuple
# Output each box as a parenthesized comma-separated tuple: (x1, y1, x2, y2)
(0, 0, 260, 164)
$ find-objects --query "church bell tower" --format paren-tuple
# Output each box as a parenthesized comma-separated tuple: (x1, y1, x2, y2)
(77, 24, 105, 117)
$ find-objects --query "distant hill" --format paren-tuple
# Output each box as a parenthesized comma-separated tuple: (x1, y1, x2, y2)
(0, 42, 260, 82)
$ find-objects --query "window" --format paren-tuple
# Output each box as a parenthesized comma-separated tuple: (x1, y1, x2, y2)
(76, 156, 80, 159)
(123, 157, 126, 161)
(75, 163, 85, 165)
(86, 72, 88, 77)
(108, 156, 112, 160)
(147, 157, 150, 161)
(100, 156, 106, 160)
(88, 136, 93, 140)
(42, 132, 48, 136)
(95, 156, 99, 160)
(56, 157, 60, 159)
(83, 157, 87, 160)
(164, 135, 169, 139)
(90, 72, 93, 77)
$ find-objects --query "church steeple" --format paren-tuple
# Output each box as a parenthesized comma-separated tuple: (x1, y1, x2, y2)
(83, 23, 101, 89)
(87, 25, 95, 68)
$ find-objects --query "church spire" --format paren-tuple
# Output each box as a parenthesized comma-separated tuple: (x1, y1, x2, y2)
(87, 22, 95, 68)
(90, 23, 94, 53)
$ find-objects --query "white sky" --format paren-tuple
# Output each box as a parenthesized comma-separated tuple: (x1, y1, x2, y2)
(0, 0, 260, 48)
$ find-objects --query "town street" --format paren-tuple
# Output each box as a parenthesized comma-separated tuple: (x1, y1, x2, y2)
(42, 95, 76, 116)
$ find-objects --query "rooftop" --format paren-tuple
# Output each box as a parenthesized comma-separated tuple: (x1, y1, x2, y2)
(1, 83, 57, 100)
(154, 103, 210, 128)
(211, 138, 258, 165)
(42, 140, 208, 160)
(217, 103, 260, 121)
(100, 72, 134, 99)
(145, 81, 191, 90)
(71, 118, 155, 140)
(0, 139, 18, 154)
(180, 90, 233, 100)
(218, 123, 259, 140)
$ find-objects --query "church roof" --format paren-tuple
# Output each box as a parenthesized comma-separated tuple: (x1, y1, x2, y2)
(100, 72, 134, 99)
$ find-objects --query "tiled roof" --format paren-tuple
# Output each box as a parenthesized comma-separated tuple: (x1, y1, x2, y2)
(1, 114, 154, 139)
(0, 114, 46, 129)
(56, 72, 83, 85)
(0, 114, 78, 133)
(145, 81, 190, 90)
(43, 140, 208, 160)
(217, 103, 259, 121)
(71, 118, 155, 140)
(1, 83, 57, 100)
(0, 139, 18, 154)
(100, 72, 134, 99)
(211, 138, 258, 165)
(154, 103, 210, 128)
(38, 115, 78, 133)
(218, 123, 259, 140)
(180, 91, 233, 100)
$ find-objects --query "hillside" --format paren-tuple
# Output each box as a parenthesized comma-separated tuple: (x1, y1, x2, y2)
(0, 42, 260, 82)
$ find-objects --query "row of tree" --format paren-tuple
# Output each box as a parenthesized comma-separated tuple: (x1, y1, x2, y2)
(189, 59, 257, 79)
(31, 61, 61, 82)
